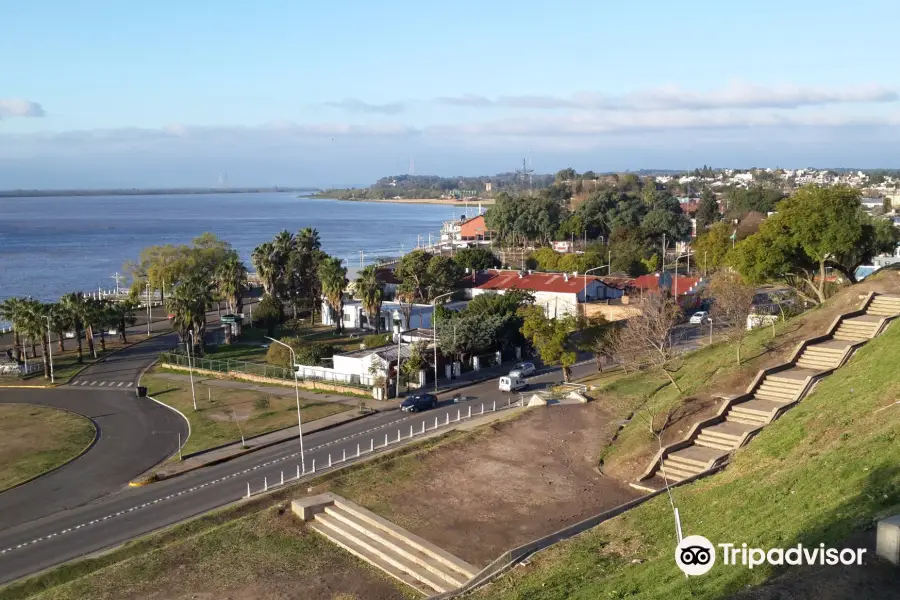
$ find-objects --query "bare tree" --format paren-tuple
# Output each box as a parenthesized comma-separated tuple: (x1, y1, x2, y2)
(707, 270, 757, 365)
(613, 294, 685, 392)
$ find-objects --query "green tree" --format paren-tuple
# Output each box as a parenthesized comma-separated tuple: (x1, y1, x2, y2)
(319, 257, 348, 334)
(518, 305, 578, 382)
(830, 214, 900, 283)
(530, 247, 560, 271)
(255, 294, 282, 337)
(59, 292, 88, 363)
(46, 302, 70, 353)
(724, 185, 785, 219)
(169, 273, 215, 354)
(608, 227, 649, 276)
(108, 299, 139, 343)
(452, 247, 497, 271)
(425, 255, 463, 300)
(355, 266, 385, 333)
(692, 222, 733, 274)
(0, 297, 27, 362)
(694, 188, 720, 232)
(251, 241, 279, 296)
(265, 336, 303, 367)
(216, 251, 248, 315)
(20, 300, 51, 378)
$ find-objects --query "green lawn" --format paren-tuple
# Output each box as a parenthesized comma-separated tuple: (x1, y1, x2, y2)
(141, 372, 352, 454)
(471, 317, 900, 599)
(0, 404, 95, 491)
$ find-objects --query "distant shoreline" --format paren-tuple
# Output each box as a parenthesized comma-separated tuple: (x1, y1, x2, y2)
(327, 197, 495, 206)
(0, 187, 319, 199)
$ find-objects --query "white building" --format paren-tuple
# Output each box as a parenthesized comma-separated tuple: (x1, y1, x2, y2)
(321, 298, 469, 332)
(467, 269, 624, 318)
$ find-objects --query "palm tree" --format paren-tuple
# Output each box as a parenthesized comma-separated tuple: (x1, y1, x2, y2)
(20, 300, 50, 378)
(109, 299, 139, 343)
(355, 266, 385, 333)
(297, 227, 321, 253)
(170, 273, 215, 355)
(80, 298, 102, 358)
(47, 303, 70, 353)
(0, 297, 26, 362)
(251, 241, 279, 296)
(319, 257, 348, 334)
(59, 292, 87, 363)
(216, 252, 249, 314)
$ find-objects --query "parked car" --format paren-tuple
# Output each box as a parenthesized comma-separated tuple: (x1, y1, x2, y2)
(689, 311, 710, 325)
(499, 374, 528, 393)
(509, 362, 536, 377)
(400, 393, 438, 412)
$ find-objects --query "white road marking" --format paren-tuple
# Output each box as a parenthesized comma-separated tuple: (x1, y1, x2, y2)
(127, 382, 133, 387)
(117, 382, 124, 387)
(99, 382, 107, 387)
(89, 381, 97, 386)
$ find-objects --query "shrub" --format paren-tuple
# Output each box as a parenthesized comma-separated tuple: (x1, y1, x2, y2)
(362, 333, 391, 349)
(295, 342, 337, 366)
(265, 336, 302, 367)
(253, 396, 270, 410)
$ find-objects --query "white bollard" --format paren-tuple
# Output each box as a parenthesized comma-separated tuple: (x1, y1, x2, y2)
(481, 402, 484, 415)
(264, 477, 268, 492)
(421, 422, 426, 434)
(493, 400, 496, 411)
(281, 471, 284, 485)
(246, 482, 250, 498)
(434, 416, 438, 429)
(446, 413, 450, 425)
(370, 439, 374, 452)
(385, 433, 388, 447)
(297, 465, 300, 479)
(457, 408, 461, 421)
(343, 448, 346, 462)
(357, 443, 360, 457)
(410, 424, 413, 438)
(328, 454, 332, 468)
(312, 458, 316, 473)
(468, 406, 472, 418)
(397, 428, 401, 442)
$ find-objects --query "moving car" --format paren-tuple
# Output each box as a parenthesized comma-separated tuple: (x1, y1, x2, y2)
(509, 361, 536, 377)
(400, 393, 438, 412)
(689, 311, 710, 325)
(499, 374, 528, 392)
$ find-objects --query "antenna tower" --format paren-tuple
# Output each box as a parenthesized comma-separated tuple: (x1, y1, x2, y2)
(408, 158, 415, 176)
(516, 158, 534, 192)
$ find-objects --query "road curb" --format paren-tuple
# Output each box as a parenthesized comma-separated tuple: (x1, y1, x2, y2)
(0, 406, 100, 495)
(131, 410, 375, 485)
(0, 384, 53, 389)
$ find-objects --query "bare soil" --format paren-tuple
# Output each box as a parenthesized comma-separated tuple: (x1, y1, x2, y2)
(320, 403, 641, 567)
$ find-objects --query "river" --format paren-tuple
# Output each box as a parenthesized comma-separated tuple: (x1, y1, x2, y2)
(0, 193, 467, 321)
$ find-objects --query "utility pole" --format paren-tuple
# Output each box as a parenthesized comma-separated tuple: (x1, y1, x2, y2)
(111, 272, 124, 296)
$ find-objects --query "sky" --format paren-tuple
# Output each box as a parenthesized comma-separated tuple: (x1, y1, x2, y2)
(2, 0, 900, 188)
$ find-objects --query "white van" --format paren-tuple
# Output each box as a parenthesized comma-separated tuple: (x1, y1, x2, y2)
(499, 374, 527, 393)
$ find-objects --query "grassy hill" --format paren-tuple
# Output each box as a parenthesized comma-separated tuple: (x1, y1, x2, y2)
(471, 309, 900, 599)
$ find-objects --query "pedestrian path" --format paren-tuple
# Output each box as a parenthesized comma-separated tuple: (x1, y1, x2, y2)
(70, 379, 134, 388)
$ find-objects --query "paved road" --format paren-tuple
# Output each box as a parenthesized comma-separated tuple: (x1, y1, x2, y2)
(0, 388, 187, 532)
(0, 360, 591, 585)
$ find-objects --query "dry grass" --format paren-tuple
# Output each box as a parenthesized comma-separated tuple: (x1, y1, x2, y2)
(0, 404, 95, 491)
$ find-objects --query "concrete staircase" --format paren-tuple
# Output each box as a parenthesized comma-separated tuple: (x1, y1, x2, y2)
(634, 292, 900, 491)
(293, 493, 477, 596)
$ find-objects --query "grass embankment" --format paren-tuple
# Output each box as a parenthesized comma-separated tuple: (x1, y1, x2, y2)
(141, 373, 351, 454)
(473, 318, 900, 599)
(0, 405, 95, 491)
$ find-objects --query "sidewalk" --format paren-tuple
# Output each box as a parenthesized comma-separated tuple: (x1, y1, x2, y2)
(151, 372, 390, 411)
(143, 404, 376, 482)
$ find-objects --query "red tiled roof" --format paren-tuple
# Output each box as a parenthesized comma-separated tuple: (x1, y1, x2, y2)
(473, 269, 604, 294)
(459, 215, 490, 238)
(630, 273, 700, 296)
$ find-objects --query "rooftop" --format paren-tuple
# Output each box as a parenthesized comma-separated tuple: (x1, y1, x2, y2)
(337, 344, 414, 361)
(630, 273, 701, 296)
(472, 269, 606, 294)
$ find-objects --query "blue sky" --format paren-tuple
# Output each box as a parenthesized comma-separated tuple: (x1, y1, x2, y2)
(2, 0, 900, 188)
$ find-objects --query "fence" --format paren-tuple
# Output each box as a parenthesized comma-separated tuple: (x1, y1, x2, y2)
(159, 352, 369, 390)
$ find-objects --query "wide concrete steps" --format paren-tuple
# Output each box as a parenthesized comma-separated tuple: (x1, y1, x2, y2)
(662, 445, 728, 480)
(833, 315, 882, 341)
(295, 494, 476, 595)
(867, 295, 900, 317)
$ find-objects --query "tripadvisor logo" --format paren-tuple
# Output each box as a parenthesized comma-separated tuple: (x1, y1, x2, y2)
(675, 535, 867, 576)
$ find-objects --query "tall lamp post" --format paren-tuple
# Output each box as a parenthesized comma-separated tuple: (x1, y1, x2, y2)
(582, 265, 610, 308)
(266, 337, 306, 474)
(431, 292, 455, 392)
(186, 330, 197, 411)
(146, 282, 152, 337)
(43, 315, 54, 384)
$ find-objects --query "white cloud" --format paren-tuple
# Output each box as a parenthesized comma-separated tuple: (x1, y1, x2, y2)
(322, 98, 406, 115)
(0, 99, 45, 118)
(436, 83, 898, 112)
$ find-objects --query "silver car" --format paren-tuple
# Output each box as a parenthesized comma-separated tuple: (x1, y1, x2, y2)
(510, 362, 536, 377)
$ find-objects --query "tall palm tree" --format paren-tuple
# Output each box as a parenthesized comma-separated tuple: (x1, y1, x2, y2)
(251, 241, 278, 296)
(20, 300, 50, 378)
(80, 298, 101, 358)
(59, 292, 87, 363)
(319, 257, 348, 334)
(355, 266, 385, 333)
(109, 299, 139, 343)
(47, 303, 70, 353)
(216, 252, 249, 314)
(170, 273, 215, 355)
(0, 297, 26, 362)
(297, 227, 321, 253)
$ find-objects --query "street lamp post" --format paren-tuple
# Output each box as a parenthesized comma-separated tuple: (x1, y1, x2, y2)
(582, 265, 610, 308)
(146, 282, 152, 337)
(266, 337, 305, 474)
(672, 253, 694, 298)
(186, 331, 197, 411)
(431, 292, 455, 392)
(43, 315, 54, 384)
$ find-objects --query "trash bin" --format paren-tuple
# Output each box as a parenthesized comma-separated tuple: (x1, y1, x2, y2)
(136, 386, 147, 398)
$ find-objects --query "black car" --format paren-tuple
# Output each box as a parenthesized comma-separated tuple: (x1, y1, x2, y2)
(400, 393, 438, 412)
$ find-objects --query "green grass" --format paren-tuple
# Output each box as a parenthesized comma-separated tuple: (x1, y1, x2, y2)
(0, 405, 95, 491)
(142, 372, 352, 454)
(471, 320, 900, 600)
(203, 342, 270, 363)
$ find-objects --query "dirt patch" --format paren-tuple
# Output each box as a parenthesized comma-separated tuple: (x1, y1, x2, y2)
(320, 404, 641, 567)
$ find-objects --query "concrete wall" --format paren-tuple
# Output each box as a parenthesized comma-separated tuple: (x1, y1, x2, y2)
(162, 363, 367, 396)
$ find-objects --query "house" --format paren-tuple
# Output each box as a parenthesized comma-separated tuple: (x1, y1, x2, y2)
(440, 214, 492, 245)
(345, 266, 400, 299)
(468, 269, 624, 318)
(330, 344, 415, 386)
(321, 298, 469, 332)
(629, 273, 703, 309)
